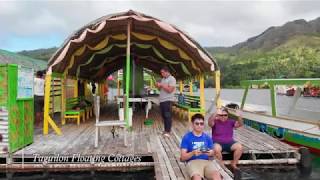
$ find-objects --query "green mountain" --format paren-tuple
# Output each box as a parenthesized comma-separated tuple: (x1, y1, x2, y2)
(0, 49, 47, 71)
(206, 17, 320, 87)
(18, 47, 58, 61)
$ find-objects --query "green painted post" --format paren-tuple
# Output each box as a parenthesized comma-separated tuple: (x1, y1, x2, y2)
(241, 86, 249, 109)
(270, 83, 277, 116)
(125, 22, 131, 128)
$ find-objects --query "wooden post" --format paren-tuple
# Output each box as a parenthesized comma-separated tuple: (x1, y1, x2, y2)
(125, 20, 131, 128)
(214, 71, 221, 108)
(270, 83, 277, 116)
(61, 77, 66, 125)
(105, 80, 109, 104)
(149, 79, 153, 89)
(84, 80, 88, 97)
(43, 74, 62, 135)
(117, 79, 120, 96)
(179, 80, 183, 93)
(74, 79, 78, 98)
(199, 74, 205, 109)
(241, 86, 248, 110)
(189, 80, 193, 96)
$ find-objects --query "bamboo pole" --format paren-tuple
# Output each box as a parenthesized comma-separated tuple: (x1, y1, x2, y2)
(199, 74, 205, 109)
(61, 77, 66, 125)
(240, 86, 248, 109)
(117, 79, 120, 96)
(179, 80, 183, 93)
(215, 71, 221, 108)
(84, 80, 88, 97)
(74, 79, 78, 98)
(189, 80, 193, 96)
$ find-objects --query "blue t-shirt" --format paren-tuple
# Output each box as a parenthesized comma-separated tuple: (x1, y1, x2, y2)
(180, 131, 213, 161)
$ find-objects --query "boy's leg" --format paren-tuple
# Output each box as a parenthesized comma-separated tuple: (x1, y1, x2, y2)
(186, 159, 207, 179)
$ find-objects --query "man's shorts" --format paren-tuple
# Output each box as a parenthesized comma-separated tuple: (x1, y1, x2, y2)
(34, 95, 44, 113)
(217, 141, 236, 152)
(186, 159, 219, 179)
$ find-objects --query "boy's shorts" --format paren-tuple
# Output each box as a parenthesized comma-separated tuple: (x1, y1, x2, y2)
(186, 159, 219, 179)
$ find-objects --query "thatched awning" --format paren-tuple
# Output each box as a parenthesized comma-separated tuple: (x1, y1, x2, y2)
(48, 10, 218, 80)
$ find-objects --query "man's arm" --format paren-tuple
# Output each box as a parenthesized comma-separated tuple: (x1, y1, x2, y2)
(234, 110, 243, 128)
(208, 113, 216, 128)
(161, 83, 175, 93)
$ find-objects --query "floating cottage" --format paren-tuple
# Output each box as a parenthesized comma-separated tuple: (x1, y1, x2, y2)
(0, 10, 309, 179)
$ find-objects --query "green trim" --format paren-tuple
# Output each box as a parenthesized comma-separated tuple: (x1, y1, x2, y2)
(241, 78, 320, 87)
(240, 78, 320, 117)
(51, 72, 63, 78)
(16, 98, 33, 101)
(77, 43, 191, 77)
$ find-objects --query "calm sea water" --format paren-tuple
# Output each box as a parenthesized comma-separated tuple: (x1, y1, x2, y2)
(0, 170, 155, 180)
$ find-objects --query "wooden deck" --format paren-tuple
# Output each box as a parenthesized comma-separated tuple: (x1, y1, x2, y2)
(1, 103, 300, 179)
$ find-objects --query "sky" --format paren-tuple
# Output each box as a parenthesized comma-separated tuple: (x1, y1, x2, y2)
(0, 0, 320, 52)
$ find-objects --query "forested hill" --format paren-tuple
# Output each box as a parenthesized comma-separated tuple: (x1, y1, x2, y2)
(17, 17, 320, 87)
(206, 17, 320, 87)
(18, 47, 58, 61)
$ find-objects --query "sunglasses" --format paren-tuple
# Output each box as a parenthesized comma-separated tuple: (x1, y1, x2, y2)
(194, 122, 204, 126)
(218, 114, 228, 117)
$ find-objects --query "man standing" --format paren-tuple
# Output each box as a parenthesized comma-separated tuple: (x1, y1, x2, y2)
(156, 66, 176, 137)
(180, 113, 221, 180)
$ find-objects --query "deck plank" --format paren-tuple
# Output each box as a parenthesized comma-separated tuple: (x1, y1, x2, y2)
(11, 104, 297, 179)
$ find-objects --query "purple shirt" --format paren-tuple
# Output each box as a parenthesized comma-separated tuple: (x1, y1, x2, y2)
(212, 118, 235, 144)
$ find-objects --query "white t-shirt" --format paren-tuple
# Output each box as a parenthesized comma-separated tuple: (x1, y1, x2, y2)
(159, 75, 176, 102)
(34, 77, 44, 96)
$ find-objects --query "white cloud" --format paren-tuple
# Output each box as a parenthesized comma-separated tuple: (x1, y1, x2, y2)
(0, 0, 319, 51)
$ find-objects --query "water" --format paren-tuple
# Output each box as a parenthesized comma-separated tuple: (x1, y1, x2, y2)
(0, 170, 155, 180)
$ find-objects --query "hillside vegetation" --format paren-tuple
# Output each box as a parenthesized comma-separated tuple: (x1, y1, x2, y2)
(207, 18, 320, 87)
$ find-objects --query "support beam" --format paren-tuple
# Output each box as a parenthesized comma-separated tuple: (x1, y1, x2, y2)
(61, 77, 66, 124)
(270, 83, 277, 116)
(117, 79, 120, 96)
(214, 71, 221, 108)
(241, 86, 248, 110)
(43, 74, 62, 135)
(199, 74, 205, 109)
(189, 80, 193, 96)
(84, 80, 89, 97)
(74, 79, 78, 98)
(125, 20, 131, 128)
(179, 80, 183, 93)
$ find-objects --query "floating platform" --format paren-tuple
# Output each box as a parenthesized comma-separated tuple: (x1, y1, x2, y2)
(0, 103, 300, 179)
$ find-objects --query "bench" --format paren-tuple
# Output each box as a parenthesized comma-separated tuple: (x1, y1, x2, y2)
(63, 97, 91, 125)
(173, 94, 205, 121)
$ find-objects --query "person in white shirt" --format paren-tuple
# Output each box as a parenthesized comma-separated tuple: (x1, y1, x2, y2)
(34, 70, 45, 126)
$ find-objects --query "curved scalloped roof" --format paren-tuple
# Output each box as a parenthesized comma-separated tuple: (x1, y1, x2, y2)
(48, 10, 218, 80)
